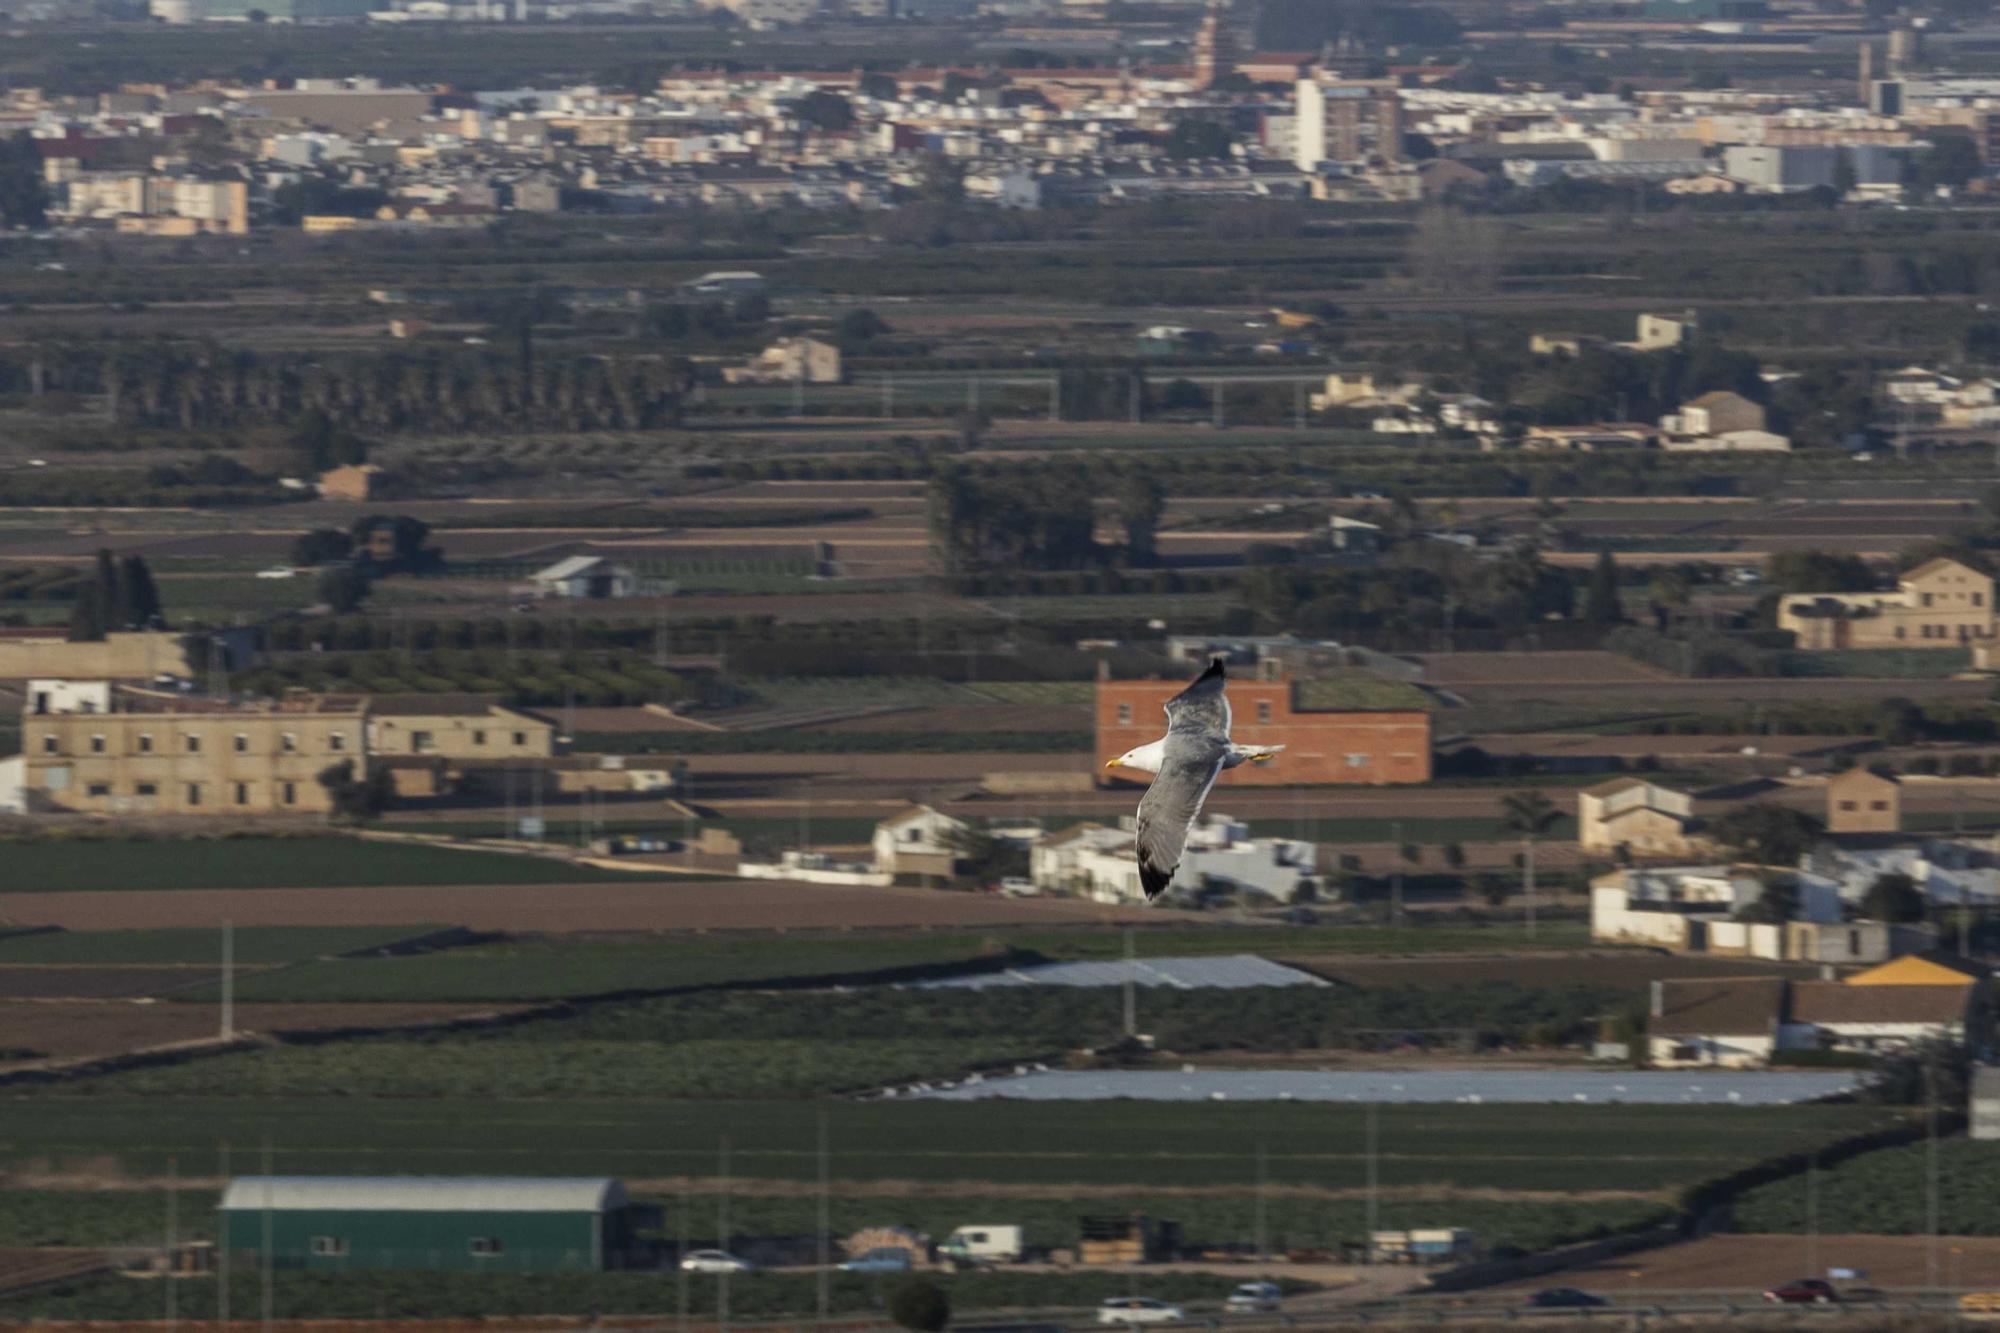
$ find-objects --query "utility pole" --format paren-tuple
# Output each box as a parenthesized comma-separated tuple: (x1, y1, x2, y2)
(1253, 1142, 1268, 1267)
(1122, 927, 1137, 1039)
(816, 1113, 830, 1328)
(1927, 1053, 1941, 1294)
(217, 1142, 230, 1330)
(165, 1156, 178, 1331)
(718, 1137, 732, 1333)
(220, 920, 234, 1043)
(1390, 821, 1404, 923)
(1364, 1103, 1379, 1261)
(1806, 1151, 1818, 1281)
(1523, 835, 1538, 941)
(259, 1142, 273, 1333)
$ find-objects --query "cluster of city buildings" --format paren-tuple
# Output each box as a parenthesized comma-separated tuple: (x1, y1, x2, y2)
(12, 13, 2000, 237)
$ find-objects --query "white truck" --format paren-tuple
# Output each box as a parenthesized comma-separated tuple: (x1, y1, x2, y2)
(940, 1225, 1023, 1268)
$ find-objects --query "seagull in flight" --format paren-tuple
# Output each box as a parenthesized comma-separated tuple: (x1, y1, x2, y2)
(1103, 658, 1284, 901)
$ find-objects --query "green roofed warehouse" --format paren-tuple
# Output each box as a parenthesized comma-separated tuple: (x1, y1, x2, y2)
(218, 1177, 649, 1272)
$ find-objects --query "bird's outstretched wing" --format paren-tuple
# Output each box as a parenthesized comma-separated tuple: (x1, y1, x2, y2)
(1163, 657, 1230, 738)
(1134, 733, 1227, 900)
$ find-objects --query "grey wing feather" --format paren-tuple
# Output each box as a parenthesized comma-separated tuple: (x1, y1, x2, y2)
(1134, 735, 1226, 901)
(1163, 658, 1231, 739)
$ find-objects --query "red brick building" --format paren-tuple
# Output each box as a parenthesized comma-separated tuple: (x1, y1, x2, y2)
(1095, 667, 1432, 787)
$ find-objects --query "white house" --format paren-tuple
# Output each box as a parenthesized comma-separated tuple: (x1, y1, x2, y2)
(527, 555, 640, 600)
(1590, 864, 1858, 961)
(1028, 815, 1318, 905)
(1647, 976, 1785, 1068)
(872, 805, 969, 880)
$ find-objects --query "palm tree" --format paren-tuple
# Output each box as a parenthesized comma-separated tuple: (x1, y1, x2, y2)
(1500, 790, 1563, 939)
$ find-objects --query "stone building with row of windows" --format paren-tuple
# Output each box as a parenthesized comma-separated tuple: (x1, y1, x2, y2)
(17, 680, 554, 816)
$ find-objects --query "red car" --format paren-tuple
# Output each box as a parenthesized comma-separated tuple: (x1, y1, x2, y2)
(1764, 1279, 1837, 1305)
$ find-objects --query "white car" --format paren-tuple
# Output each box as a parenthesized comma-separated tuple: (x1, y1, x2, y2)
(679, 1249, 754, 1274)
(1224, 1283, 1282, 1314)
(254, 566, 297, 580)
(1098, 1298, 1184, 1325)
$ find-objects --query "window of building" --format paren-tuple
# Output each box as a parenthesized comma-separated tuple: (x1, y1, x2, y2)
(329, 732, 347, 753)
(310, 1237, 349, 1257)
(1924, 593, 1935, 607)
(135, 783, 157, 798)
(1345, 753, 1371, 767)
(185, 735, 203, 755)
(1116, 703, 1132, 725)
(413, 730, 435, 754)
(234, 783, 249, 806)
(1839, 800, 1857, 811)
(1849, 929, 1862, 954)
(281, 733, 297, 754)
(233, 733, 249, 754)
(282, 782, 297, 806)
(138, 733, 153, 754)
(1977, 593, 1986, 608)
(40, 735, 56, 755)
(1256, 701, 1273, 725)
(86, 782, 110, 798)
(185, 783, 202, 807)
(89, 734, 105, 754)
(512, 731, 527, 747)
(469, 1238, 504, 1256)
(474, 730, 487, 746)
(1871, 800, 1889, 811)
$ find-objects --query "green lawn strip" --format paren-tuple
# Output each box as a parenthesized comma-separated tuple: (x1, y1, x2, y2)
(0, 1099, 1897, 1194)
(0, 926, 447, 966)
(0, 837, 670, 891)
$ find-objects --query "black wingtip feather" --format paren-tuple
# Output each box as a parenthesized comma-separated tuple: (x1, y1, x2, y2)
(1140, 862, 1173, 901)
(1202, 656, 1226, 682)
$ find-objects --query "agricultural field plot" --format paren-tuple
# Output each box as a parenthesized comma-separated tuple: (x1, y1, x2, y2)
(0, 1099, 1899, 1193)
(0, 881, 1160, 938)
(1491, 1233, 2000, 1294)
(0, 1001, 523, 1062)
(1414, 652, 1672, 689)
(0, 925, 448, 966)
(182, 932, 1023, 1004)
(1732, 1138, 2000, 1237)
(1294, 953, 1814, 989)
(0, 1266, 1278, 1323)
(0, 838, 671, 893)
(164, 924, 1607, 1005)
(0, 968, 216, 1000)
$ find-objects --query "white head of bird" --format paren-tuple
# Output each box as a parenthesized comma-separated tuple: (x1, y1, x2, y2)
(1104, 740, 1168, 775)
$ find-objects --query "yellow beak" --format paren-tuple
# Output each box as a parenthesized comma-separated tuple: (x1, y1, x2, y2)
(1103, 758, 1121, 770)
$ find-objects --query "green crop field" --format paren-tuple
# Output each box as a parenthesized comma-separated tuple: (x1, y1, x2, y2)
(195, 933, 1019, 1003)
(0, 926, 447, 966)
(195, 923, 1600, 1004)
(1732, 1137, 2000, 1236)
(57, 1038, 1052, 1101)
(0, 837, 671, 891)
(0, 1098, 1901, 1194)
